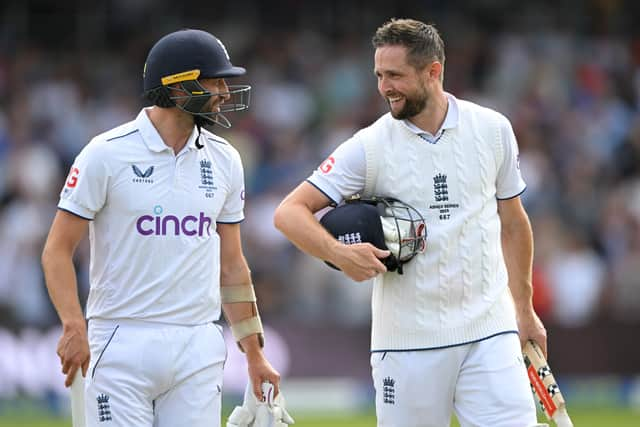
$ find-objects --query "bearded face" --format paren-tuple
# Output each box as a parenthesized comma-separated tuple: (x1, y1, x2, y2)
(386, 80, 429, 120)
(375, 45, 434, 120)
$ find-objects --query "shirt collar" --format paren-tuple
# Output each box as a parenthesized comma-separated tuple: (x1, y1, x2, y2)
(136, 108, 199, 153)
(182, 126, 201, 153)
(400, 92, 459, 138)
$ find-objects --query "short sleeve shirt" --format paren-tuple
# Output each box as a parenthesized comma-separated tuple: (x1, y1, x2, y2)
(59, 108, 245, 324)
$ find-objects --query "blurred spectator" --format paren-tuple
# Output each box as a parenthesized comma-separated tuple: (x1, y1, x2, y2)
(0, 144, 61, 328)
(546, 227, 606, 327)
(609, 221, 640, 323)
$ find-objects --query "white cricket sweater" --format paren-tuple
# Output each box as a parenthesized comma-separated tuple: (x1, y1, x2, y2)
(361, 101, 521, 351)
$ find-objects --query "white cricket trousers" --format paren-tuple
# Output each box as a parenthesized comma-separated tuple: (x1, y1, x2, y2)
(371, 332, 539, 427)
(83, 319, 227, 427)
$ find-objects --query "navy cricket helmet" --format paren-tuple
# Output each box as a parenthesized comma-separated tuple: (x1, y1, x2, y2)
(319, 196, 427, 274)
(143, 29, 250, 128)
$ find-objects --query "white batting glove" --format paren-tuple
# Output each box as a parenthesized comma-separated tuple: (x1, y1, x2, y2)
(226, 382, 295, 427)
(226, 382, 259, 427)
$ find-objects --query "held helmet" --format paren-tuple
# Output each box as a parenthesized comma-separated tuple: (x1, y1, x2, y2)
(319, 195, 427, 274)
(143, 29, 250, 128)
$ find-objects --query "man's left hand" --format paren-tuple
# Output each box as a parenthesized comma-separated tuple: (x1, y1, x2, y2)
(246, 350, 281, 400)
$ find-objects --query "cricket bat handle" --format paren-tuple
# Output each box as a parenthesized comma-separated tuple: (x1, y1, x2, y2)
(553, 408, 573, 427)
(523, 340, 574, 427)
(71, 369, 86, 427)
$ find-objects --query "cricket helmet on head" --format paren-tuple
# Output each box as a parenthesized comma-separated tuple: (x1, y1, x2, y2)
(143, 29, 250, 128)
(319, 196, 427, 274)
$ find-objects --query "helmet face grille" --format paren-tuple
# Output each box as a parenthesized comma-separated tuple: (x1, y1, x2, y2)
(170, 82, 251, 128)
(144, 79, 251, 129)
(319, 196, 427, 274)
(377, 198, 427, 264)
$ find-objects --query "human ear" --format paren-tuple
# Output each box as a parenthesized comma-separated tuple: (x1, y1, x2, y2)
(429, 62, 443, 81)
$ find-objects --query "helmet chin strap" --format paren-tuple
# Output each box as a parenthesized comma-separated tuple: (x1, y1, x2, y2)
(193, 114, 231, 149)
(195, 123, 204, 149)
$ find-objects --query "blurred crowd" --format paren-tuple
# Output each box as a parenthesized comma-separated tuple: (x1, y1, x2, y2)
(1, 1, 639, 333)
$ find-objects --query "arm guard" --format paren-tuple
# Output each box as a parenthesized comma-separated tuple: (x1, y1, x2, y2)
(221, 284, 264, 351)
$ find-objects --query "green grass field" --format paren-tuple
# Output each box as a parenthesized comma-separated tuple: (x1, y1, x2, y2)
(1, 406, 638, 426)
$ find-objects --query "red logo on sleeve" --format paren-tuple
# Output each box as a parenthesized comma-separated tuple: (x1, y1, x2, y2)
(319, 156, 335, 174)
(66, 167, 79, 188)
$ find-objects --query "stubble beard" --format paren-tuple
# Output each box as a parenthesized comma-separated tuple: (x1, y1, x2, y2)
(388, 84, 428, 120)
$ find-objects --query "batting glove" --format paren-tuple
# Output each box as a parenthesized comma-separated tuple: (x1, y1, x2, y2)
(227, 381, 295, 427)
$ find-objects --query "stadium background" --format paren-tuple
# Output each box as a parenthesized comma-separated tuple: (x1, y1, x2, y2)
(0, 0, 639, 425)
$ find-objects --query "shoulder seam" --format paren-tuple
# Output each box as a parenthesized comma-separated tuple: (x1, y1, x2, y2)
(206, 136, 228, 145)
(106, 129, 140, 142)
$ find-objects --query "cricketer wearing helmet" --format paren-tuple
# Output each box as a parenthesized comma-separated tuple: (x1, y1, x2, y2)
(42, 29, 290, 427)
(275, 18, 547, 426)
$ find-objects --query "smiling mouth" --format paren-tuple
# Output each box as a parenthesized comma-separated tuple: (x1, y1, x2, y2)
(387, 96, 403, 105)
(211, 100, 225, 111)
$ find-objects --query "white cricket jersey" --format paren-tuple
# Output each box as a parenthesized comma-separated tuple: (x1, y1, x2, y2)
(308, 93, 527, 350)
(59, 108, 245, 324)
(309, 93, 524, 203)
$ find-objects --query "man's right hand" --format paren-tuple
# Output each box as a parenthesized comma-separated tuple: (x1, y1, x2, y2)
(331, 243, 390, 282)
(57, 319, 90, 387)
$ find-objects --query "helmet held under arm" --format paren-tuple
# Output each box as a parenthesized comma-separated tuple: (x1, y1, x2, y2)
(319, 195, 427, 274)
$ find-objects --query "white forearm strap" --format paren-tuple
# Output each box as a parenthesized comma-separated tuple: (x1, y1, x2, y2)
(220, 284, 257, 304)
(231, 315, 265, 351)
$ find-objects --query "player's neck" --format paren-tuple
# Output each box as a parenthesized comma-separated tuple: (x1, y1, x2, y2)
(407, 89, 448, 135)
(147, 107, 194, 154)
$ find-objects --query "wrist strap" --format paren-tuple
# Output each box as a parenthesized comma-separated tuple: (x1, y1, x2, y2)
(231, 315, 264, 352)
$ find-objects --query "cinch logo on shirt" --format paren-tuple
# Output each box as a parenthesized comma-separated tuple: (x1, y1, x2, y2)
(136, 205, 212, 236)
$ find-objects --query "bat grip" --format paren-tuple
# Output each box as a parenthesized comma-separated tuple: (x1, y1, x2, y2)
(553, 408, 574, 427)
(71, 370, 86, 427)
